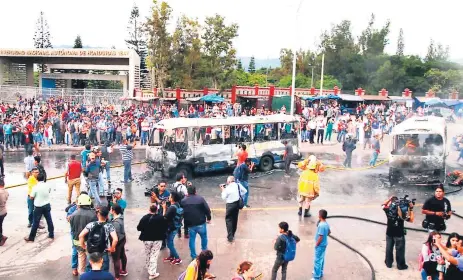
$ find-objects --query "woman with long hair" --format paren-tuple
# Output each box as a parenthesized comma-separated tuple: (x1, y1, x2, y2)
(233, 261, 261, 280)
(181, 250, 214, 280)
(420, 231, 444, 280)
(446, 233, 459, 250)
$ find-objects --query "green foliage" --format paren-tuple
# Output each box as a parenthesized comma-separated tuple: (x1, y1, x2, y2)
(74, 35, 83, 48)
(248, 56, 256, 73)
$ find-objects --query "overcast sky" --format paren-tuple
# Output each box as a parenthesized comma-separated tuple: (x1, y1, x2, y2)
(0, 0, 460, 59)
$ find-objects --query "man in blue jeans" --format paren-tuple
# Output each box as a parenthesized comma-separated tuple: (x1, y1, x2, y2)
(233, 158, 254, 208)
(163, 192, 183, 265)
(119, 139, 135, 183)
(312, 209, 331, 280)
(181, 185, 212, 260)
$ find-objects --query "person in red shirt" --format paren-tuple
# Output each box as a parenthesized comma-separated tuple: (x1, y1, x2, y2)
(65, 155, 82, 204)
(236, 144, 248, 166)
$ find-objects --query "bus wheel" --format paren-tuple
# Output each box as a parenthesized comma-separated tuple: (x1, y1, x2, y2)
(259, 155, 274, 172)
(176, 164, 193, 179)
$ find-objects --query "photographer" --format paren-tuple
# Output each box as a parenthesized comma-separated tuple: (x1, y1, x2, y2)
(382, 196, 415, 270)
(110, 188, 127, 214)
(422, 185, 452, 232)
(150, 181, 171, 213)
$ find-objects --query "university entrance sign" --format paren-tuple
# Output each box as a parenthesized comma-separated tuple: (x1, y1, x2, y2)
(0, 48, 140, 96)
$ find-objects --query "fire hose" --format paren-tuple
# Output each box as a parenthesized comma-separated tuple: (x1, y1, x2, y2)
(5, 161, 147, 189)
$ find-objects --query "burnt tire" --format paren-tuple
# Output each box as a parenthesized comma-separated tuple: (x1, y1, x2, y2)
(259, 155, 274, 172)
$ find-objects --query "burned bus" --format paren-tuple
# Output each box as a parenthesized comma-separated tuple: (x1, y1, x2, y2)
(389, 116, 447, 186)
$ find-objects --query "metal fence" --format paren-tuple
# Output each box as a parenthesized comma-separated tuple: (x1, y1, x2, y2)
(0, 85, 128, 105)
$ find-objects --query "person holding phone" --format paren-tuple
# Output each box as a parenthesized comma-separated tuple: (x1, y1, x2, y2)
(420, 231, 444, 280)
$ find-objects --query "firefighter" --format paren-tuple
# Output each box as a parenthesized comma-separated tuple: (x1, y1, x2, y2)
(297, 155, 325, 217)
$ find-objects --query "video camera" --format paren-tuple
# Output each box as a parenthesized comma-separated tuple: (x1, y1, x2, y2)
(144, 186, 157, 197)
(386, 195, 416, 222)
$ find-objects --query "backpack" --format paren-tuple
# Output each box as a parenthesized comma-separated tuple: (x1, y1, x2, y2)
(281, 234, 297, 262)
(171, 182, 186, 200)
(87, 222, 107, 254)
(172, 204, 184, 230)
(70, 123, 76, 133)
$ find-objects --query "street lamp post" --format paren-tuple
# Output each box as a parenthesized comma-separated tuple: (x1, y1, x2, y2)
(309, 65, 314, 88)
(290, 0, 304, 115)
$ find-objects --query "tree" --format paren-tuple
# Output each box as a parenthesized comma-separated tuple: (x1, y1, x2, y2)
(72, 35, 87, 89)
(126, 3, 150, 89)
(279, 48, 293, 75)
(33, 11, 53, 73)
(358, 14, 390, 56)
(146, 0, 173, 92)
(169, 16, 202, 88)
(74, 35, 83, 48)
(237, 59, 243, 71)
(396, 28, 404, 56)
(425, 39, 436, 62)
(248, 56, 256, 73)
(202, 14, 239, 89)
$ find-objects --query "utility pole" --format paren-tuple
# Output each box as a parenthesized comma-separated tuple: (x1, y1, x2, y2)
(320, 53, 325, 96)
(290, 0, 304, 115)
(310, 65, 314, 88)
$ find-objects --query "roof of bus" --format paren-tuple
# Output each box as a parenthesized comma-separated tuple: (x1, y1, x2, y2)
(390, 116, 446, 135)
(153, 114, 300, 129)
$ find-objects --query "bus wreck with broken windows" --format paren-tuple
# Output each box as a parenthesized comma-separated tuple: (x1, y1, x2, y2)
(388, 116, 447, 186)
(146, 114, 301, 178)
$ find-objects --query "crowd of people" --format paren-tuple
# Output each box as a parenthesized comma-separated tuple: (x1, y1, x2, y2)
(0, 95, 462, 280)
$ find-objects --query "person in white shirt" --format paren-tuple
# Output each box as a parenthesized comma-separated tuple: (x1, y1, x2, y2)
(24, 172, 54, 242)
(221, 176, 247, 243)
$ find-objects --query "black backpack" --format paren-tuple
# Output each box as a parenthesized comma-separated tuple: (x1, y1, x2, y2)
(171, 182, 185, 200)
(87, 222, 107, 253)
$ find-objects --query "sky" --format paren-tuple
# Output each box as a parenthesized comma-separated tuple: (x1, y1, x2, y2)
(0, 0, 461, 60)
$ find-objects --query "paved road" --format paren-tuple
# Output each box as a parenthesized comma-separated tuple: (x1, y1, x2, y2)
(1, 123, 463, 280)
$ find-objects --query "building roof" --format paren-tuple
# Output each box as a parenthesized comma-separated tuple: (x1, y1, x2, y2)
(153, 114, 300, 130)
(388, 96, 413, 101)
(338, 94, 364, 102)
(361, 95, 389, 101)
(415, 96, 441, 102)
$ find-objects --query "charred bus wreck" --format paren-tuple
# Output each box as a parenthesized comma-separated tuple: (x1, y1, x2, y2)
(389, 116, 447, 186)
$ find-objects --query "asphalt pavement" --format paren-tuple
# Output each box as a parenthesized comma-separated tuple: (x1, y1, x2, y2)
(1, 126, 463, 280)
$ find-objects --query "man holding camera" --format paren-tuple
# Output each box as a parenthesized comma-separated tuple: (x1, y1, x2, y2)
(110, 188, 127, 214)
(382, 196, 415, 270)
(150, 181, 171, 214)
(422, 185, 452, 232)
(221, 176, 247, 243)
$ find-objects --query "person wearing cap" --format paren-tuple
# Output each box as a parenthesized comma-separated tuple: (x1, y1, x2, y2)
(0, 177, 9, 246)
(369, 133, 381, 166)
(297, 155, 325, 217)
(70, 193, 97, 275)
